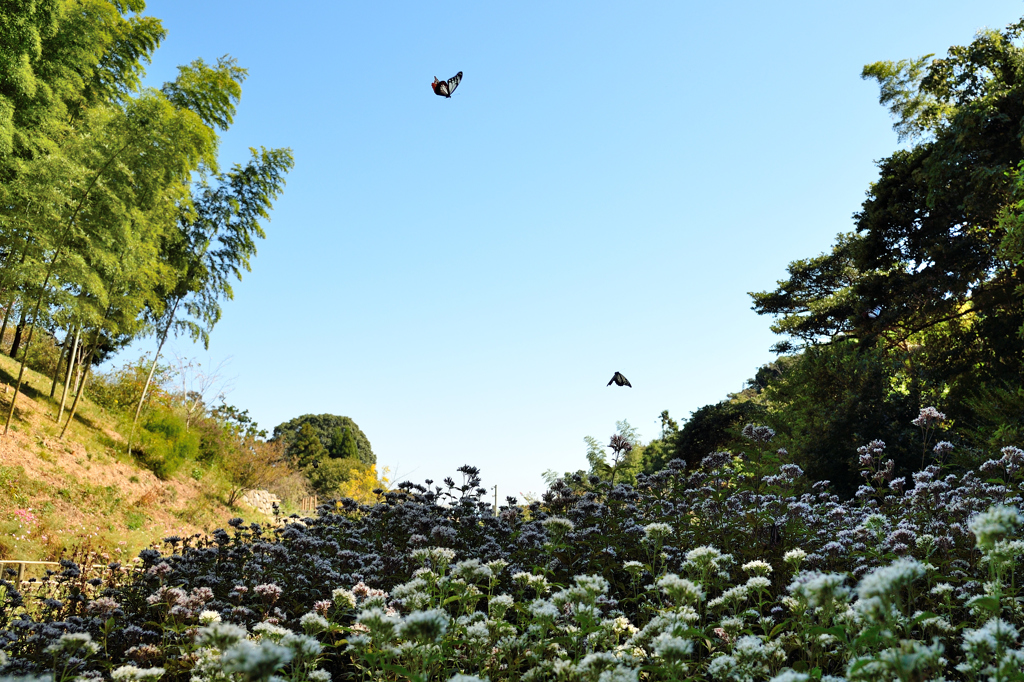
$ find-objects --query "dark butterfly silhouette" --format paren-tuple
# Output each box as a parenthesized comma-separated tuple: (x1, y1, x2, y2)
(607, 372, 631, 388)
(432, 71, 463, 98)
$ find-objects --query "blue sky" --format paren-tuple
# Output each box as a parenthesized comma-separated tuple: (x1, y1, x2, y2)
(129, 0, 1024, 499)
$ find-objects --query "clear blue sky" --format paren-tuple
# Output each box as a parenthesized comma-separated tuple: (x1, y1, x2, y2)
(127, 0, 1024, 499)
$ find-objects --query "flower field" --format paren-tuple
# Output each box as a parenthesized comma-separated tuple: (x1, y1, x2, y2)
(2, 425, 1024, 682)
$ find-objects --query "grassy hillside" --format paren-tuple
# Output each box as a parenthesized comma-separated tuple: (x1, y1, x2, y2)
(0, 353, 277, 563)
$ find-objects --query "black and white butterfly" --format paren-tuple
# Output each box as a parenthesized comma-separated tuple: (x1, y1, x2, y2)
(607, 372, 631, 388)
(432, 71, 463, 98)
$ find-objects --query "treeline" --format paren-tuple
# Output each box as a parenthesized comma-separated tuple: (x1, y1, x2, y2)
(0, 1, 292, 441)
(571, 18, 1024, 497)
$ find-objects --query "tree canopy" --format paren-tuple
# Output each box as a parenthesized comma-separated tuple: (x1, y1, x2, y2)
(272, 414, 376, 466)
(0, 0, 292, 439)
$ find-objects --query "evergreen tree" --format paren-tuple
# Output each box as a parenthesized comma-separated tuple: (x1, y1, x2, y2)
(291, 423, 325, 469)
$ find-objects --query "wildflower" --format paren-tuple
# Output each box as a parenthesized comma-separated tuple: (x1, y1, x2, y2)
(746, 576, 771, 591)
(452, 558, 494, 583)
(643, 522, 673, 541)
(398, 609, 449, 642)
(575, 573, 611, 597)
(197, 610, 221, 625)
(488, 594, 514, 620)
(308, 671, 331, 682)
(782, 548, 807, 570)
(486, 558, 509, 575)
(146, 562, 172, 578)
(596, 664, 640, 682)
(742, 559, 773, 576)
(741, 424, 775, 443)
(195, 622, 248, 649)
(465, 620, 490, 640)
(529, 599, 560, 621)
(779, 463, 803, 479)
(651, 632, 693, 662)
(542, 516, 576, 535)
(85, 596, 121, 616)
(857, 558, 926, 601)
(447, 676, 489, 682)
(220, 640, 293, 678)
(279, 631, 322, 662)
(968, 505, 1024, 551)
(911, 406, 946, 428)
(917, 614, 955, 633)
(111, 665, 166, 681)
(44, 632, 100, 656)
(331, 588, 357, 609)
(769, 671, 809, 682)
(708, 653, 740, 680)
(252, 621, 291, 642)
(299, 611, 330, 634)
(789, 571, 849, 609)
(720, 616, 745, 635)
(411, 546, 457, 569)
(513, 571, 549, 596)
(254, 583, 283, 604)
(958, 616, 1022, 680)
(656, 574, 704, 606)
(684, 545, 733, 573)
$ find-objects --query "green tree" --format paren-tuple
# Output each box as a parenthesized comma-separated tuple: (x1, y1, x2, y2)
(671, 400, 765, 470)
(330, 426, 360, 461)
(272, 414, 376, 466)
(750, 19, 1024, 470)
(127, 141, 293, 454)
(4, 90, 217, 434)
(307, 457, 373, 498)
(290, 422, 326, 469)
(761, 343, 919, 496)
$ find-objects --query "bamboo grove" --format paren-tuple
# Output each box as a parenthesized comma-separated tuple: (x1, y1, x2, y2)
(0, 0, 293, 442)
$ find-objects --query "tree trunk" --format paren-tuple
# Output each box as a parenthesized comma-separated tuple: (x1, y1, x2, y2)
(51, 325, 75, 398)
(57, 325, 80, 424)
(127, 299, 179, 455)
(9, 307, 27, 359)
(59, 346, 94, 440)
(72, 350, 84, 395)
(0, 299, 12, 355)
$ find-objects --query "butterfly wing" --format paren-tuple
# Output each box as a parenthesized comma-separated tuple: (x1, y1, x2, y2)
(621, 374, 632, 387)
(445, 71, 462, 96)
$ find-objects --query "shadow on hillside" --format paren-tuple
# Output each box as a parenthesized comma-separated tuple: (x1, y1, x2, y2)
(0, 361, 49, 426)
(0, 363, 46, 402)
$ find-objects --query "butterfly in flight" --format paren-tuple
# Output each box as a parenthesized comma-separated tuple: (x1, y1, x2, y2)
(607, 372, 631, 388)
(432, 71, 463, 98)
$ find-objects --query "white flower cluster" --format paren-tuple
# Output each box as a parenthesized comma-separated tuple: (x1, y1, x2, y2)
(656, 573, 704, 606)
(190, 618, 328, 682)
(43, 632, 100, 656)
(111, 665, 166, 681)
(969, 504, 1024, 551)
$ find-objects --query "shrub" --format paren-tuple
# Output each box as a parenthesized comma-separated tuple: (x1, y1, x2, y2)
(88, 357, 176, 415)
(133, 409, 199, 480)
